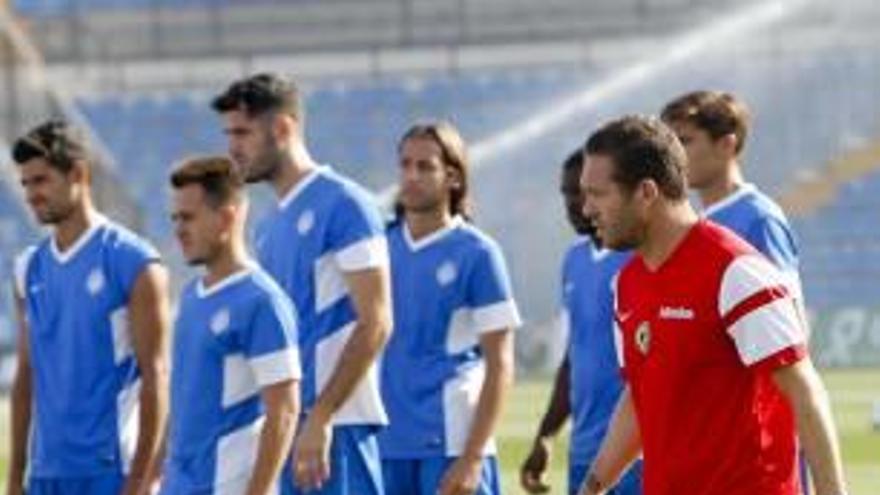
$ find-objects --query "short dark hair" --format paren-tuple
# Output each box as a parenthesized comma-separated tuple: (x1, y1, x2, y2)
(584, 115, 688, 201)
(211, 72, 303, 123)
(12, 119, 91, 172)
(660, 90, 750, 154)
(562, 148, 583, 175)
(170, 156, 244, 208)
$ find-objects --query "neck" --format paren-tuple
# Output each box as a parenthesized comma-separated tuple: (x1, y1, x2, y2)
(204, 240, 249, 288)
(639, 200, 699, 270)
(405, 206, 453, 241)
(273, 140, 319, 200)
(54, 199, 98, 252)
(698, 162, 745, 208)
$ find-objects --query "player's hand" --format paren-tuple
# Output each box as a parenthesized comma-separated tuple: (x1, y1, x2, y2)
(520, 436, 552, 493)
(292, 411, 333, 490)
(437, 454, 482, 495)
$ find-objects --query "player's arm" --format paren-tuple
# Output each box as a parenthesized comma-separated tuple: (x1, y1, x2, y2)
(520, 354, 571, 493)
(772, 358, 847, 495)
(7, 282, 32, 495)
(294, 265, 392, 489)
(577, 387, 641, 495)
(245, 379, 300, 495)
(439, 328, 514, 495)
(124, 264, 171, 495)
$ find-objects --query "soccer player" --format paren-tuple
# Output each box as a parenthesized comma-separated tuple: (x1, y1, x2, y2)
(163, 156, 301, 494)
(660, 90, 801, 296)
(8, 120, 169, 495)
(520, 150, 641, 495)
(379, 122, 521, 495)
(212, 73, 392, 494)
(576, 115, 847, 495)
(661, 91, 811, 493)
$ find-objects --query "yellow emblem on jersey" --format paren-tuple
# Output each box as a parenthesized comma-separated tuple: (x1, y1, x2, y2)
(635, 321, 651, 355)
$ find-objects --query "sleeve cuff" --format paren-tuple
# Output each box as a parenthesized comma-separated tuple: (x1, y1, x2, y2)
(472, 299, 522, 334)
(336, 236, 389, 272)
(250, 348, 302, 387)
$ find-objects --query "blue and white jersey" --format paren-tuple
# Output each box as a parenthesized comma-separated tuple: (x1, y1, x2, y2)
(562, 238, 631, 466)
(379, 217, 522, 459)
(254, 166, 388, 426)
(13, 216, 159, 478)
(703, 183, 802, 297)
(163, 267, 300, 495)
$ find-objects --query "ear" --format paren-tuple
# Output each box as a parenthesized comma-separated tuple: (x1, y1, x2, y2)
(638, 179, 660, 207)
(445, 166, 462, 191)
(69, 160, 91, 185)
(717, 133, 739, 156)
(271, 113, 298, 143)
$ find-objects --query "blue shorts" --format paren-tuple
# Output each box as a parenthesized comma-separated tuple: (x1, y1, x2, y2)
(27, 473, 124, 495)
(382, 456, 500, 495)
(569, 461, 642, 495)
(287, 425, 384, 495)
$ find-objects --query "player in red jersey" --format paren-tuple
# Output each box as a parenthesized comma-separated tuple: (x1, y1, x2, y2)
(576, 115, 847, 495)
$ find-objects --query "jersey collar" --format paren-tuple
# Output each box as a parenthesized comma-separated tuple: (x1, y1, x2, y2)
(196, 265, 254, 299)
(50, 212, 108, 264)
(403, 215, 464, 252)
(701, 182, 756, 218)
(278, 165, 328, 210)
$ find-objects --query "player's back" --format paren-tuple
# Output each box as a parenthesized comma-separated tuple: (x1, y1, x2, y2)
(563, 238, 630, 463)
(615, 220, 805, 495)
(15, 217, 159, 477)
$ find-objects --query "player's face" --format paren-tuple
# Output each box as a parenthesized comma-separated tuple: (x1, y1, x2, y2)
(668, 121, 726, 189)
(171, 185, 224, 266)
(18, 158, 79, 225)
(222, 110, 282, 184)
(398, 136, 455, 215)
(560, 165, 594, 236)
(581, 153, 643, 250)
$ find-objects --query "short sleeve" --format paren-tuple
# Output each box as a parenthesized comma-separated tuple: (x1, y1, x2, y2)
(245, 288, 302, 387)
(327, 192, 388, 272)
(467, 241, 522, 334)
(110, 230, 161, 300)
(719, 254, 807, 369)
(13, 246, 37, 299)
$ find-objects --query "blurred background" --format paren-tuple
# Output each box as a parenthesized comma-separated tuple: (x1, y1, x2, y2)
(0, 0, 878, 492)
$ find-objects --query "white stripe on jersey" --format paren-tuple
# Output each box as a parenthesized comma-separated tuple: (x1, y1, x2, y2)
(719, 254, 788, 315)
(250, 347, 301, 387)
(336, 235, 389, 272)
(727, 297, 805, 365)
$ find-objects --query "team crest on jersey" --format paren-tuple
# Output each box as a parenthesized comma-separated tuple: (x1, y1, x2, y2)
(210, 308, 231, 334)
(436, 261, 458, 286)
(297, 210, 315, 235)
(86, 268, 105, 295)
(635, 321, 651, 355)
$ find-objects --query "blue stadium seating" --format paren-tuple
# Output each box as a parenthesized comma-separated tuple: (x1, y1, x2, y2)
(65, 46, 880, 315)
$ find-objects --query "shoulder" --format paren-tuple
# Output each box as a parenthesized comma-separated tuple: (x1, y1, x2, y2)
(99, 221, 159, 257)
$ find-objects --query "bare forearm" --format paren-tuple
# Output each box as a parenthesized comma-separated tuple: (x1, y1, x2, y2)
(584, 388, 640, 492)
(246, 410, 298, 495)
(128, 372, 168, 489)
(8, 371, 32, 490)
(463, 337, 514, 460)
(536, 358, 571, 440)
(312, 320, 388, 419)
(777, 363, 846, 495)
